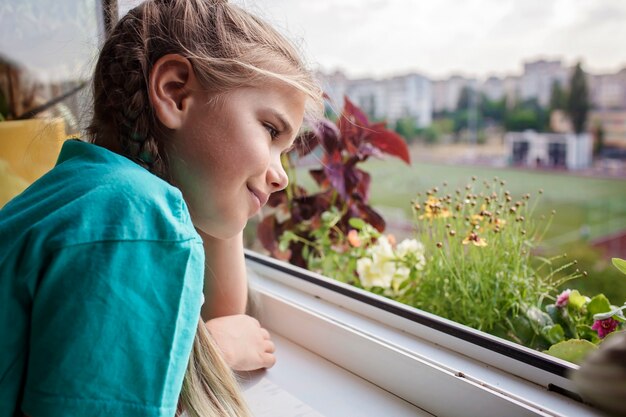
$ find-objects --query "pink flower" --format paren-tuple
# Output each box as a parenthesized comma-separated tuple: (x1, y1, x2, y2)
(555, 289, 571, 308)
(347, 230, 361, 248)
(591, 318, 619, 339)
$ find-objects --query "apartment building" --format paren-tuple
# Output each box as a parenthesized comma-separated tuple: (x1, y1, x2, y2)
(317, 71, 432, 127)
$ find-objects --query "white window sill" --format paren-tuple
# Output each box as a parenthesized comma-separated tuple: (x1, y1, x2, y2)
(242, 251, 604, 417)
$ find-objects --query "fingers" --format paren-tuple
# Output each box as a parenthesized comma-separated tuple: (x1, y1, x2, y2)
(260, 327, 270, 340)
(264, 339, 275, 354)
(260, 351, 276, 369)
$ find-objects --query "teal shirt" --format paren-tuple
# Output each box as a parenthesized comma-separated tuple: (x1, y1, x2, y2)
(0, 140, 205, 417)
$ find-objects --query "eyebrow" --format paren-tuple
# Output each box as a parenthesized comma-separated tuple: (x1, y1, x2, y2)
(272, 111, 294, 137)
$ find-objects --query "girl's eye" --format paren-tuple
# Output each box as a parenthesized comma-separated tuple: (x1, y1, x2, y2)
(264, 123, 279, 139)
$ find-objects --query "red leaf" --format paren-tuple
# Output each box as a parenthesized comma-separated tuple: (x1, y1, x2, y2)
(295, 131, 320, 158)
(309, 169, 327, 187)
(267, 190, 288, 208)
(257, 215, 278, 253)
(358, 203, 386, 232)
(353, 168, 371, 202)
(343, 96, 370, 126)
(365, 128, 411, 164)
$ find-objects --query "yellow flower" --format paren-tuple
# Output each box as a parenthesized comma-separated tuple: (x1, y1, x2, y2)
(470, 213, 484, 225)
(462, 232, 488, 247)
(490, 217, 506, 230)
(419, 196, 451, 220)
(470, 205, 492, 225)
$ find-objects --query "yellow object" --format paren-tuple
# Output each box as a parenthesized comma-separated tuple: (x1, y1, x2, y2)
(0, 118, 67, 184)
(0, 159, 29, 208)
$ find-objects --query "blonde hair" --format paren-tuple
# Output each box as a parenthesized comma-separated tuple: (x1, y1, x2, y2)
(88, 0, 324, 415)
(180, 320, 251, 416)
(89, 0, 323, 178)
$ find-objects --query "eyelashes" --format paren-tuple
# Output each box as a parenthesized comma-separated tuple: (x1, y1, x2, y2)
(263, 121, 294, 155)
(263, 123, 279, 139)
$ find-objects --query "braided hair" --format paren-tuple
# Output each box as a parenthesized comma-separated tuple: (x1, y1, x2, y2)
(88, 0, 323, 179)
(89, 3, 163, 176)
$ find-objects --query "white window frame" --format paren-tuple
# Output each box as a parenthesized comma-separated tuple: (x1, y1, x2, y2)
(245, 250, 603, 417)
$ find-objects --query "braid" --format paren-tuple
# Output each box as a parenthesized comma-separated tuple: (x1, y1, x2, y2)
(89, 0, 322, 180)
(89, 5, 166, 177)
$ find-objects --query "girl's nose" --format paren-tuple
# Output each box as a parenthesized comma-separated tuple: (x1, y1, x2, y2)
(267, 156, 289, 191)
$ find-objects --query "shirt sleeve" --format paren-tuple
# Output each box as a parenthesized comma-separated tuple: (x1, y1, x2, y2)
(20, 238, 204, 417)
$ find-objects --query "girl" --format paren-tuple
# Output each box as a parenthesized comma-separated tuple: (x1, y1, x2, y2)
(0, 1, 323, 416)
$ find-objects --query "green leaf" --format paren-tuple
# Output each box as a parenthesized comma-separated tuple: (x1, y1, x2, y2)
(568, 290, 586, 310)
(510, 315, 535, 344)
(545, 304, 560, 323)
(544, 339, 598, 364)
(348, 218, 366, 230)
(278, 231, 296, 252)
(541, 324, 565, 345)
(612, 258, 626, 275)
(587, 294, 611, 316)
(576, 324, 600, 343)
(525, 305, 553, 331)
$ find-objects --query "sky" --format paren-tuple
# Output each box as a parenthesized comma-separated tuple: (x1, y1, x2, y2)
(231, 0, 626, 80)
(3, 0, 626, 82)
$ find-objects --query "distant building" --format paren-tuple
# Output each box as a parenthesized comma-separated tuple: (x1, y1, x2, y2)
(505, 130, 592, 170)
(588, 110, 626, 148)
(315, 70, 349, 113)
(317, 70, 432, 128)
(482, 76, 505, 101)
(383, 74, 432, 127)
(589, 69, 626, 110)
(432, 76, 478, 113)
(520, 59, 569, 107)
(549, 109, 573, 134)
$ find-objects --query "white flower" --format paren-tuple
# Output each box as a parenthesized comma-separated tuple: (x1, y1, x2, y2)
(396, 238, 426, 270)
(396, 239, 424, 257)
(394, 266, 411, 282)
(356, 257, 394, 289)
(391, 265, 411, 293)
(370, 236, 395, 264)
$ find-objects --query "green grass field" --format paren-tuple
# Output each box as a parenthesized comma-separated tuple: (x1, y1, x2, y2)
(358, 159, 626, 245)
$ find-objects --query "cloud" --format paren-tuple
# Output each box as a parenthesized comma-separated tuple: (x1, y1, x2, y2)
(239, 0, 626, 78)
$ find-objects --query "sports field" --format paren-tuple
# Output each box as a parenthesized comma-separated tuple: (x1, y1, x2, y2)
(358, 159, 626, 246)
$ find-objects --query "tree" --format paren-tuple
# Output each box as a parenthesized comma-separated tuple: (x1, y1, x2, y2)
(504, 108, 539, 132)
(481, 95, 506, 124)
(593, 122, 605, 156)
(567, 62, 590, 135)
(394, 116, 419, 141)
(456, 86, 474, 111)
(549, 81, 567, 112)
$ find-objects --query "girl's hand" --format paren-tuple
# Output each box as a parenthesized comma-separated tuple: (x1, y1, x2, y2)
(206, 314, 276, 371)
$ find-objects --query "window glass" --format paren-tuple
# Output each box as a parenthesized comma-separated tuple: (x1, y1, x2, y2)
(243, 0, 626, 369)
(0, 0, 102, 205)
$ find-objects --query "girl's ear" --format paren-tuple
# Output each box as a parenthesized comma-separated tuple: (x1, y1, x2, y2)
(149, 54, 197, 130)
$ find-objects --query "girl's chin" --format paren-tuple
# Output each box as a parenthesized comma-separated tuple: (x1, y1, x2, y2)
(194, 218, 247, 241)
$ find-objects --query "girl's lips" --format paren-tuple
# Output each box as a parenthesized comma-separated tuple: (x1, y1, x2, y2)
(247, 186, 269, 209)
